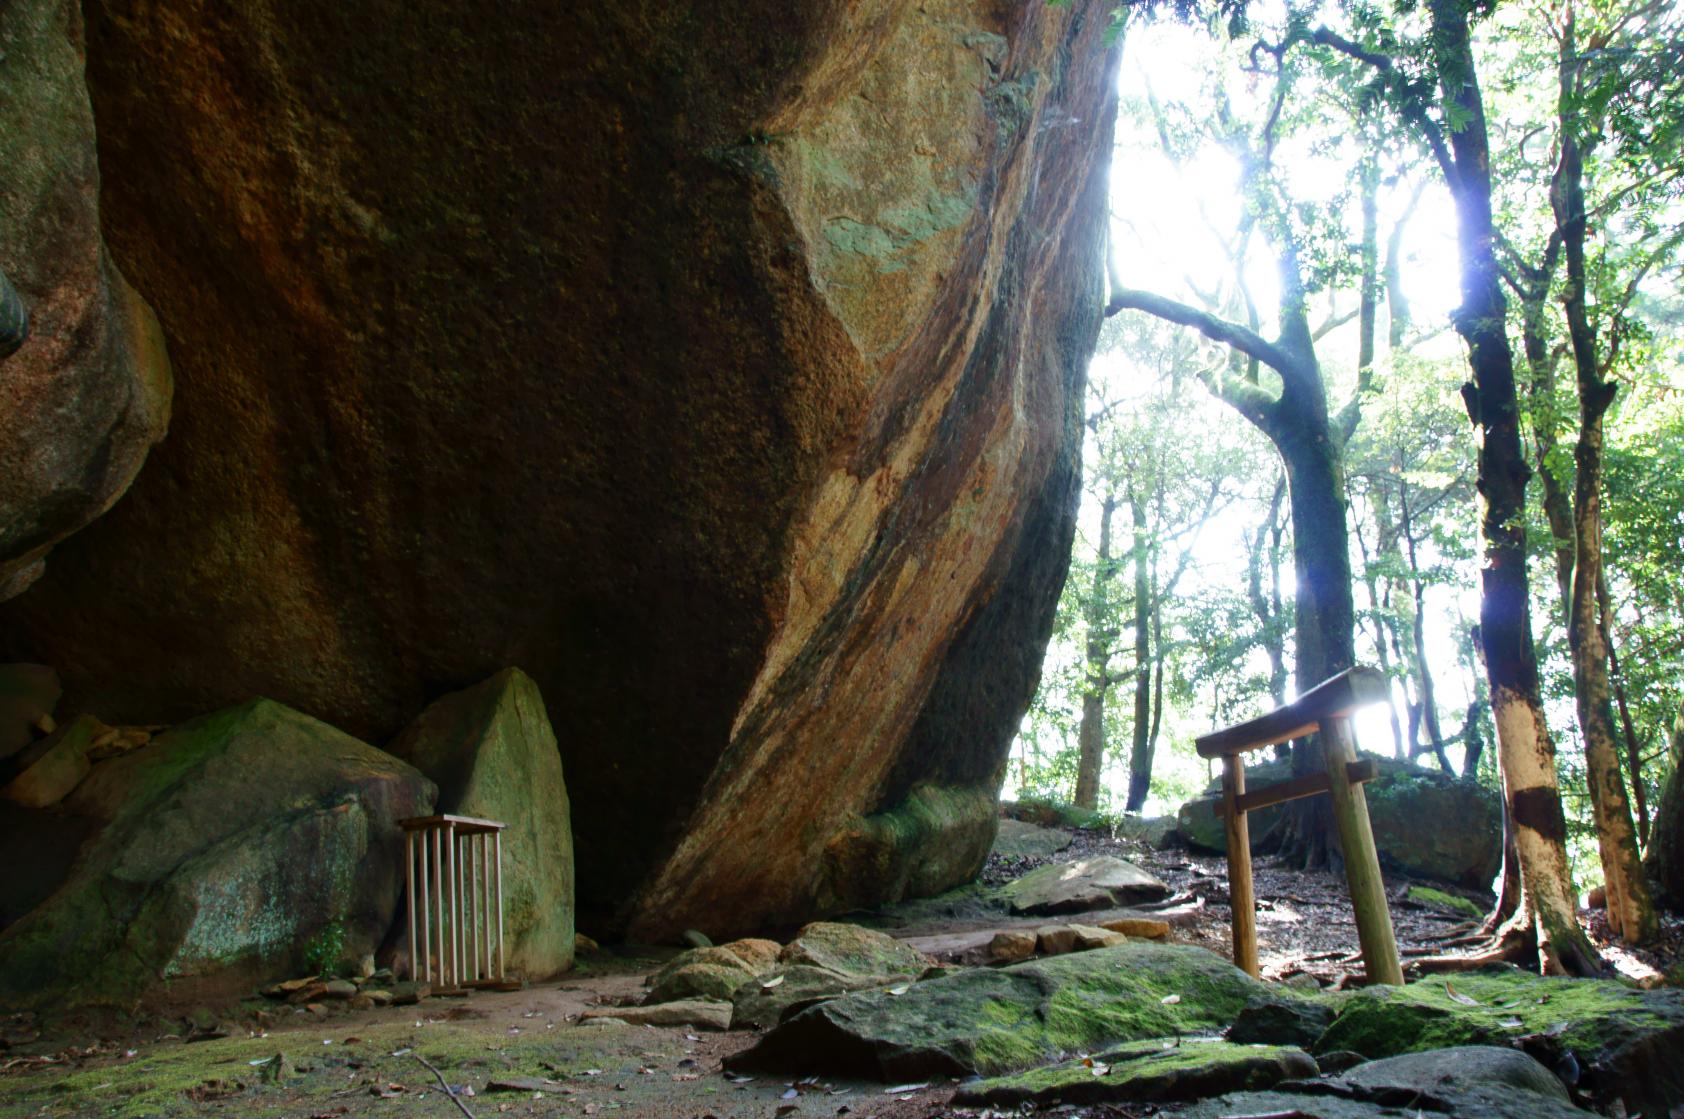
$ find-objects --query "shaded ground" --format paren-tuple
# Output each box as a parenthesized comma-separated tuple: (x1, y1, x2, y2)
(4, 817, 1681, 1118)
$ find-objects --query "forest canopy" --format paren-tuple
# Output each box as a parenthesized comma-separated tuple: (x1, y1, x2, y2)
(1017, 0, 1684, 974)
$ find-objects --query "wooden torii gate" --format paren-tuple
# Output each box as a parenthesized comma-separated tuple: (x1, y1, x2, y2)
(1194, 666, 1404, 986)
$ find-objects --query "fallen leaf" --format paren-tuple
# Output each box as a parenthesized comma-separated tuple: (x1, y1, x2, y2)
(1160, 994, 1181, 1005)
(1445, 982, 1480, 1006)
(761, 975, 785, 989)
(883, 1082, 929, 1095)
(1497, 1017, 1524, 1029)
(887, 985, 911, 996)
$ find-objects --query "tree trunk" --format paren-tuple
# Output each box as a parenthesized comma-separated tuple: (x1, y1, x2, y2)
(1074, 494, 1119, 810)
(1428, 0, 1600, 974)
(1600, 571, 1649, 845)
(1553, 25, 1657, 942)
(1644, 700, 1684, 911)
(1399, 484, 1452, 775)
(1127, 489, 1154, 812)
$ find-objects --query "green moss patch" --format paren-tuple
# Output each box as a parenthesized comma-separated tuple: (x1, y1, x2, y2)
(1406, 885, 1484, 919)
(730, 942, 1269, 1081)
(955, 1039, 1317, 1107)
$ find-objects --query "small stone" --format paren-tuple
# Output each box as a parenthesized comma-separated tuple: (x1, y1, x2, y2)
(1035, 925, 1079, 956)
(1, 714, 95, 807)
(581, 1000, 732, 1031)
(682, 929, 713, 949)
(263, 975, 323, 999)
(321, 979, 358, 999)
(356, 953, 375, 978)
(31, 714, 55, 736)
(575, 932, 601, 955)
(347, 994, 375, 1011)
(304, 1002, 328, 1016)
(286, 981, 330, 1004)
(986, 930, 1036, 964)
(364, 989, 393, 1006)
(389, 982, 430, 1005)
(1096, 917, 1171, 941)
(1067, 924, 1127, 951)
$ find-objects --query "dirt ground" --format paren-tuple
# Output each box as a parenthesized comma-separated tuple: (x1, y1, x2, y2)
(2, 822, 1678, 1119)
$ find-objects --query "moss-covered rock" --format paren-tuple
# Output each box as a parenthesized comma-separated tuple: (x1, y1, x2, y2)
(1004, 855, 1171, 915)
(817, 784, 998, 912)
(730, 942, 1269, 1080)
(1406, 885, 1484, 919)
(0, 699, 434, 1006)
(1225, 994, 1337, 1047)
(991, 818, 1073, 859)
(955, 1039, 1316, 1108)
(730, 964, 901, 1031)
(644, 947, 759, 1004)
(778, 921, 930, 978)
(1316, 968, 1684, 1117)
(387, 668, 573, 980)
(1003, 797, 1111, 830)
(1176, 754, 1500, 888)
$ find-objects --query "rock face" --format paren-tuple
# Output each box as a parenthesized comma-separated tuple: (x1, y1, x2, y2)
(1, 1, 1119, 940)
(1177, 755, 1501, 888)
(387, 669, 573, 980)
(0, 0, 171, 601)
(0, 699, 435, 1005)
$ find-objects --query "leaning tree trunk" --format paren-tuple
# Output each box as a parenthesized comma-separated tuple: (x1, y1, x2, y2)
(1074, 494, 1120, 810)
(1554, 40, 1657, 942)
(1428, 0, 1600, 974)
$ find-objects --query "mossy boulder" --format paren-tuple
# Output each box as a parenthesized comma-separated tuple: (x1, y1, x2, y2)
(1003, 797, 1110, 830)
(387, 668, 573, 980)
(644, 947, 759, 1005)
(1004, 855, 1171, 915)
(955, 1039, 1316, 1108)
(0, 699, 435, 1006)
(778, 921, 930, 978)
(1406, 885, 1484, 919)
(730, 942, 1269, 1080)
(817, 784, 999, 912)
(991, 818, 1073, 859)
(1225, 994, 1337, 1047)
(731, 964, 902, 1031)
(1176, 754, 1500, 888)
(1316, 968, 1684, 1117)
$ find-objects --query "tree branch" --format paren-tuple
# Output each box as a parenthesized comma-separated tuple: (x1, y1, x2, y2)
(1105, 286, 1295, 375)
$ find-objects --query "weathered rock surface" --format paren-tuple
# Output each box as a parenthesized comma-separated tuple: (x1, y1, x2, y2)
(1225, 993, 1336, 1048)
(730, 942, 1267, 1080)
(581, 1000, 733, 1031)
(730, 965, 900, 1032)
(991, 817, 1074, 859)
(777, 921, 930, 978)
(0, 0, 170, 601)
(1176, 755, 1501, 888)
(1334, 1045, 1570, 1104)
(1004, 855, 1171, 915)
(1315, 969, 1684, 1117)
(387, 668, 573, 979)
(1, 1, 1118, 942)
(645, 946, 763, 1005)
(0, 699, 434, 1005)
(955, 1040, 1317, 1108)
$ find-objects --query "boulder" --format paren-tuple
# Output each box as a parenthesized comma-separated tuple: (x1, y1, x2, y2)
(1315, 969, 1684, 1117)
(1176, 754, 1501, 888)
(0, 0, 170, 601)
(1112, 814, 1180, 849)
(0, 699, 435, 1005)
(955, 1040, 1317, 1108)
(1225, 994, 1336, 1047)
(1, 0, 1118, 943)
(720, 937, 782, 974)
(730, 942, 1269, 1080)
(986, 930, 1037, 964)
(1335, 1045, 1570, 1104)
(0, 664, 59, 761)
(387, 668, 573, 980)
(778, 921, 930, 978)
(1170, 1085, 1597, 1119)
(0, 713, 94, 807)
(645, 947, 760, 1005)
(991, 818, 1073, 859)
(730, 964, 900, 1031)
(1004, 855, 1171, 915)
